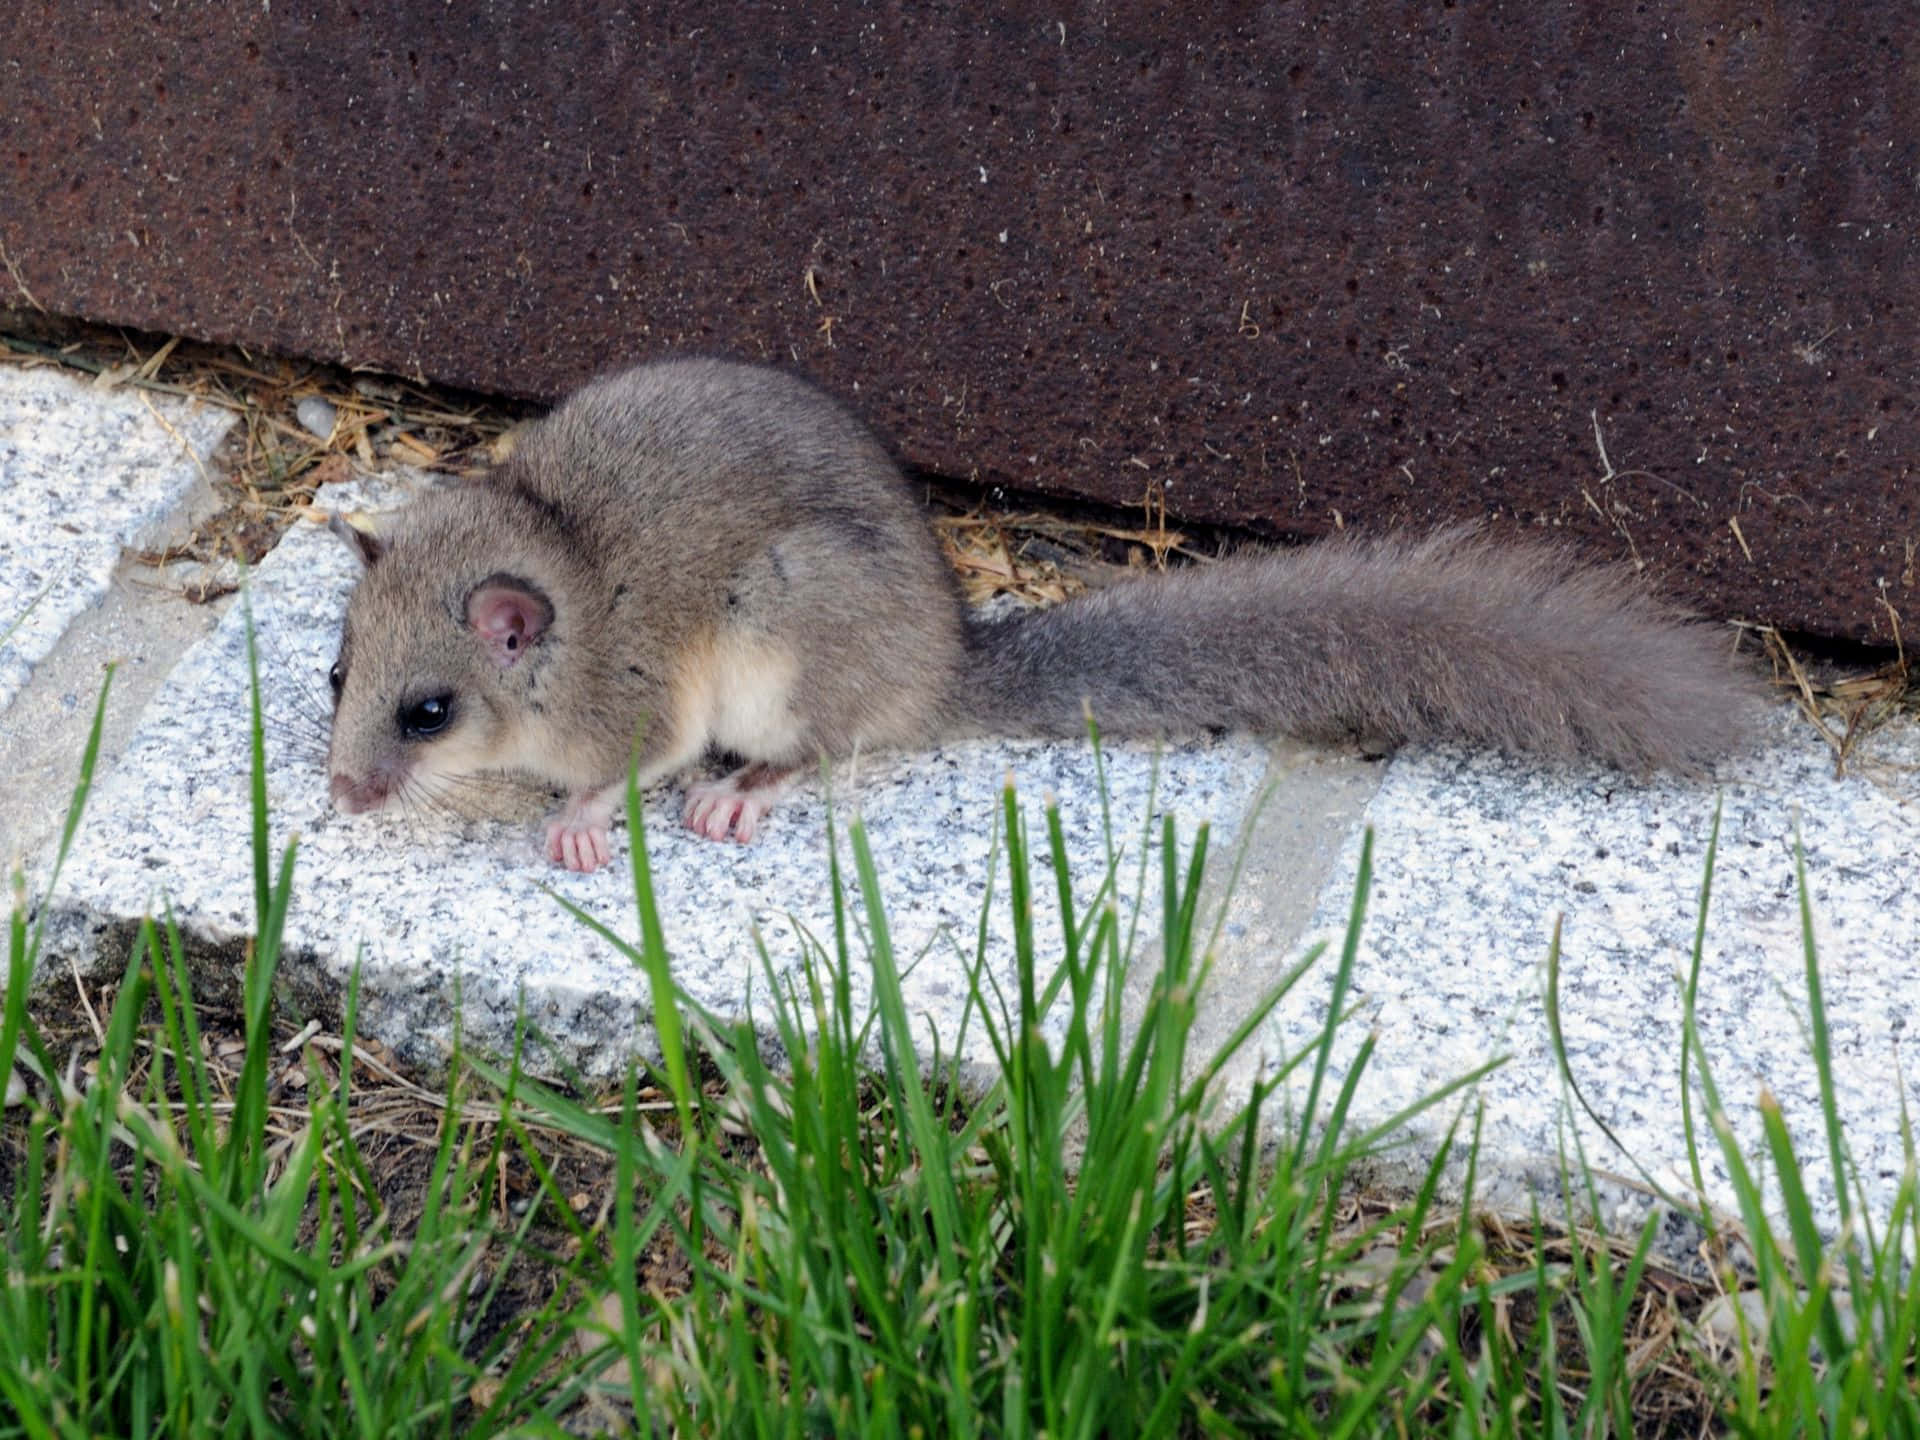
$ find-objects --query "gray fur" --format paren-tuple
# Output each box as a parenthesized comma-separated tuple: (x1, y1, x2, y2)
(327, 358, 1758, 833)
(954, 527, 1756, 773)
(328, 359, 967, 810)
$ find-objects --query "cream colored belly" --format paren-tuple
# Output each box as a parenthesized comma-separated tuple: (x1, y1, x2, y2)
(697, 630, 805, 760)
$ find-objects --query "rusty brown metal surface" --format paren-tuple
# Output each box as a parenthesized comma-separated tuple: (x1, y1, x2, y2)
(3, 3, 1914, 639)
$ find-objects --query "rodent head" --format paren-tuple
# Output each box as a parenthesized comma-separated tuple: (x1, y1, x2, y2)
(324, 505, 561, 816)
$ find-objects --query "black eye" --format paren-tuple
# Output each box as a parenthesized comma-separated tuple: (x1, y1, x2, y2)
(328, 662, 344, 698)
(399, 695, 454, 739)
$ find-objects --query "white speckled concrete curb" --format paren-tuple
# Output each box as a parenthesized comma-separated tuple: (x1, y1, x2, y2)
(0, 365, 232, 710)
(0, 364, 238, 862)
(1229, 722, 1919, 1250)
(10, 374, 1915, 1262)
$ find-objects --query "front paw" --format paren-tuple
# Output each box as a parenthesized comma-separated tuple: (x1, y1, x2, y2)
(546, 796, 615, 872)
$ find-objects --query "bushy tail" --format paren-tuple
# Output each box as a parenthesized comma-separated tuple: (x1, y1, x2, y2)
(948, 527, 1760, 773)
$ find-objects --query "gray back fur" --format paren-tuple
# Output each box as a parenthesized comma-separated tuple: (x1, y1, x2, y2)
(329, 359, 969, 797)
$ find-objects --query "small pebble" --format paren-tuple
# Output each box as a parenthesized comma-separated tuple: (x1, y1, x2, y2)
(295, 396, 338, 442)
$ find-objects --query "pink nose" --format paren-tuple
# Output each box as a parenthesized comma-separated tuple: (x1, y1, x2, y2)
(331, 772, 391, 814)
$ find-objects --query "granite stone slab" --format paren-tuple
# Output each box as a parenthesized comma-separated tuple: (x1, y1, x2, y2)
(39, 479, 1273, 1084)
(18, 406, 1907, 1256)
(1257, 718, 1919, 1245)
(0, 364, 234, 710)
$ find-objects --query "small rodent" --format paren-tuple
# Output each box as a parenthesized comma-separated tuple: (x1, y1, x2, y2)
(326, 357, 1759, 871)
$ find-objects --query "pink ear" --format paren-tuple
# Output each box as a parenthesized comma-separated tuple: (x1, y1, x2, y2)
(465, 574, 554, 668)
